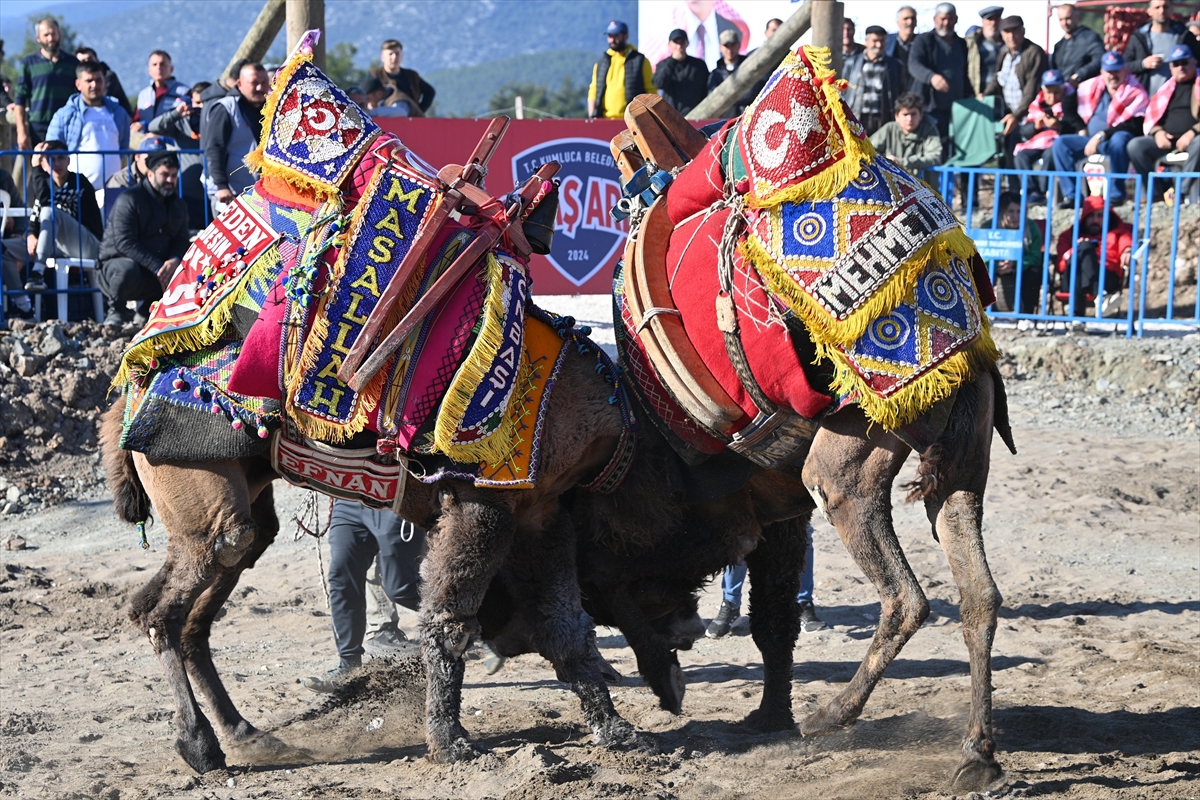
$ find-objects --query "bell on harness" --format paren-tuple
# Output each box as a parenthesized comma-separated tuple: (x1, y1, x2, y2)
(522, 179, 559, 256)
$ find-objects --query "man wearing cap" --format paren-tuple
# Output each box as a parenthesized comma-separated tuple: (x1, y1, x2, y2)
(1051, 4, 1105, 87)
(653, 29, 708, 116)
(843, 25, 905, 136)
(966, 6, 1005, 95)
(982, 16, 1049, 189)
(588, 21, 655, 120)
(1013, 69, 1083, 202)
(1050, 52, 1149, 207)
(1124, 0, 1200, 95)
(1127, 45, 1200, 203)
(98, 149, 190, 325)
(908, 2, 969, 138)
(45, 61, 130, 192)
(707, 28, 753, 117)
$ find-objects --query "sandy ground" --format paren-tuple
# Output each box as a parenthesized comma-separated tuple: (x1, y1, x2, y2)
(2, 301, 1198, 799)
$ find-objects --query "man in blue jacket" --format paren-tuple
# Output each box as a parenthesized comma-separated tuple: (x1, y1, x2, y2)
(46, 62, 130, 191)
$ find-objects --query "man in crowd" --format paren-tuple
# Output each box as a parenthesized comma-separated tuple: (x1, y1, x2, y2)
(1050, 51, 1148, 207)
(0, 166, 35, 319)
(966, 6, 1005, 95)
(13, 141, 103, 294)
(1127, 45, 1200, 204)
(1054, 194, 1133, 314)
(204, 61, 268, 215)
(981, 16, 1049, 191)
(363, 40, 436, 117)
(869, 91, 944, 173)
(982, 191, 1045, 313)
(13, 18, 79, 152)
(1013, 69, 1082, 203)
(133, 50, 190, 134)
(105, 135, 171, 189)
(707, 29, 753, 116)
(843, 25, 905, 136)
(1051, 4, 1104, 87)
(46, 62, 130, 192)
(886, 6, 918, 89)
(301, 501, 426, 691)
(74, 46, 132, 117)
(908, 2, 969, 138)
(1124, 0, 1200, 95)
(588, 20, 654, 119)
(98, 149, 189, 325)
(843, 19, 864, 60)
(653, 29, 708, 116)
(149, 81, 210, 229)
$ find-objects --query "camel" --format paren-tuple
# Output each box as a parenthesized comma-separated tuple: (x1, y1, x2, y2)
(100, 353, 1012, 790)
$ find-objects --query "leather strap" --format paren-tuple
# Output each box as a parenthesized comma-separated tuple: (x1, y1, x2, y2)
(580, 428, 637, 494)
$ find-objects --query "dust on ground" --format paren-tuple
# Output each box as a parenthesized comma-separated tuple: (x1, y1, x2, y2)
(1, 314, 1198, 799)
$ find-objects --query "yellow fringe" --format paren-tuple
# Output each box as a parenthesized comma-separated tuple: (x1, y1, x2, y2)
(285, 182, 380, 442)
(820, 322, 998, 429)
(743, 46, 877, 209)
(112, 247, 282, 389)
(742, 226, 979, 348)
(431, 254, 525, 465)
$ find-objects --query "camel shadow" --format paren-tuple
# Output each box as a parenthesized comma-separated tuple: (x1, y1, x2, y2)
(996, 705, 1200, 756)
(999, 599, 1200, 620)
(681, 655, 1042, 686)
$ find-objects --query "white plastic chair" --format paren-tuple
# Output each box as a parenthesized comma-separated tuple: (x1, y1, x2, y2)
(43, 257, 104, 323)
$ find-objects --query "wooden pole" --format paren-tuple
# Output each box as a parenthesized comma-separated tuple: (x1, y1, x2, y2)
(286, 0, 326, 70)
(811, 0, 845, 78)
(686, 0, 813, 120)
(222, 0, 285, 87)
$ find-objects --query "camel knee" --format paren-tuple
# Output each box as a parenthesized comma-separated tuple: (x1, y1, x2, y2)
(421, 612, 481, 659)
(961, 585, 1002, 630)
(881, 589, 929, 639)
(213, 522, 257, 567)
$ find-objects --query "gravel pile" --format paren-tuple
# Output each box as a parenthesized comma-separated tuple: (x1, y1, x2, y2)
(993, 327, 1200, 440)
(0, 319, 137, 516)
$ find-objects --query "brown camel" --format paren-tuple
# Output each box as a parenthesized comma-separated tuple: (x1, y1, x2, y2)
(100, 344, 1012, 791)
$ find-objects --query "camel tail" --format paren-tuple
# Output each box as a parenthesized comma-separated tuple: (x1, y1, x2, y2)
(99, 397, 152, 524)
(989, 362, 1017, 456)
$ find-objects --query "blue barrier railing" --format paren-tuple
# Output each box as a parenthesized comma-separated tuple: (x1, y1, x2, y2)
(1, 147, 207, 328)
(933, 164, 1200, 338)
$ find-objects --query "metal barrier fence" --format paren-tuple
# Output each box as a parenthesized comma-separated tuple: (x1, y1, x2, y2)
(934, 165, 1200, 338)
(1, 147, 207, 327)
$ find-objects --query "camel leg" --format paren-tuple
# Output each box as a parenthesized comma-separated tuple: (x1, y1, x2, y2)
(603, 585, 687, 714)
(920, 374, 1003, 791)
(179, 484, 300, 764)
(504, 513, 641, 748)
(799, 408, 925, 736)
(419, 483, 516, 763)
(743, 514, 810, 732)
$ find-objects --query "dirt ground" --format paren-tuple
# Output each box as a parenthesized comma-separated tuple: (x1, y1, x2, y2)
(1, 317, 1198, 799)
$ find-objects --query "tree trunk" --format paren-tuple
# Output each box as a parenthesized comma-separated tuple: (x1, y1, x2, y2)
(811, 0, 845, 77)
(222, 0, 286, 87)
(286, 0, 326, 70)
(686, 0, 813, 121)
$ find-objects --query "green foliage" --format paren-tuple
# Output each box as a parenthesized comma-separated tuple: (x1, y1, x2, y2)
(487, 76, 587, 119)
(324, 41, 367, 89)
(426, 49, 597, 118)
(4, 13, 80, 78)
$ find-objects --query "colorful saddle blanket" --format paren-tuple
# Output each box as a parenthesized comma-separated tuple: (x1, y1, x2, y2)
(114, 48, 568, 490)
(621, 46, 998, 445)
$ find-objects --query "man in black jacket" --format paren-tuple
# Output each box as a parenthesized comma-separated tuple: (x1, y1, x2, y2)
(1050, 4, 1104, 87)
(843, 26, 904, 135)
(907, 2, 970, 138)
(98, 150, 190, 325)
(363, 40, 435, 116)
(1123, 0, 1200, 95)
(653, 29, 708, 116)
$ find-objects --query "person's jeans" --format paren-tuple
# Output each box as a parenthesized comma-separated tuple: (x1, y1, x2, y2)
(1013, 147, 1048, 196)
(1127, 134, 1200, 202)
(721, 524, 816, 607)
(33, 206, 101, 266)
(327, 500, 426, 668)
(1, 238, 33, 311)
(1051, 131, 1134, 201)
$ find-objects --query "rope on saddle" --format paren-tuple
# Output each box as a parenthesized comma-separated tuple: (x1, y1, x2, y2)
(715, 193, 779, 418)
(635, 306, 682, 335)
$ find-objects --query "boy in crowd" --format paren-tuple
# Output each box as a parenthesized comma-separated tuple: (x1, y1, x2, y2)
(869, 92, 943, 174)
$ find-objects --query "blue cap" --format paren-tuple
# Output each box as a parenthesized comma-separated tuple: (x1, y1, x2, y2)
(979, 5, 1004, 19)
(1041, 69, 1065, 86)
(605, 20, 628, 35)
(137, 135, 175, 152)
(1100, 51, 1125, 72)
(1167, 44, 1194, 63)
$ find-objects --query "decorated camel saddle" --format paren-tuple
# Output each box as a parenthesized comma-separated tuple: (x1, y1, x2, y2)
(112, 37, 621, 507)
(611, 46, 998, 467)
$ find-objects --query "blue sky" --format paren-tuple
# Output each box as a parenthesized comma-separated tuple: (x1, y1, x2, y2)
(1, 0, 156, 24)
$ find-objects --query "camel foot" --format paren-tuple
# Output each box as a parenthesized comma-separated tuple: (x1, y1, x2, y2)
(593, 718, 653, 752)
(175, 732, 226, 774)
(427, 736, 487, 764)
(656, 663, 685, 714)
(800, 705, 854, 737)
(951, 752, 1004, 792)
(743, 706, 796, 733)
